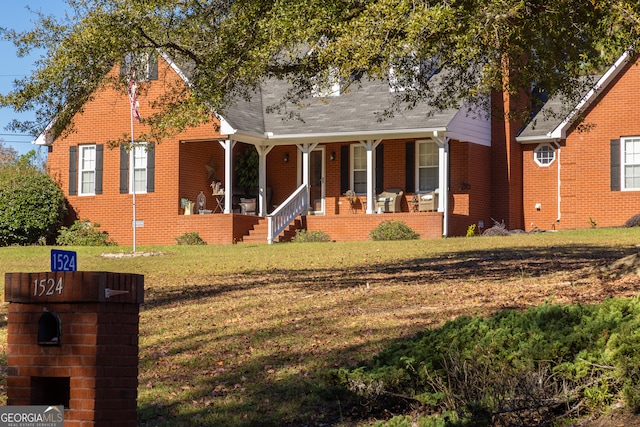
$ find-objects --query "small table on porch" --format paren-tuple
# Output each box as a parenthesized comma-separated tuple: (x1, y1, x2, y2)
(212, 194, 224, 213)
(409, 198, 419, 213)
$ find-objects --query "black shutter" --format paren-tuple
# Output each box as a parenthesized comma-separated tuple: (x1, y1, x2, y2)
(95, 144, 103, 194)
(147, 54, 158, 80)
(69, 146, 77, 196)
(120, 145, 129, 194)
(340, 145, 349, 193)
(375, 143, 384, 193)
(611, 139, 620, 191)
(146, 143, 155, 192)
(405, 141, 415, 193)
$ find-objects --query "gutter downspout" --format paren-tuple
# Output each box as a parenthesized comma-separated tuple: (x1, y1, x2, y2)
(553, 141, 561, 226)
(442, 138, 450, 237)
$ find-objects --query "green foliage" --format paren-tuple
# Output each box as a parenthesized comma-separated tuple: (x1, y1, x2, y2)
(235, 146, 259, 192)
(292, 229, 331, 243)
(335, 298, 640, 425)
(175, 231, 207, 245)
(56, 219, 116, 246)
(370, 220, 419, 241)
(0, 159, 66, 246)
(1, 0, 637, 141)
(465, 224, 477, 237)
(372, 413, 471, 427)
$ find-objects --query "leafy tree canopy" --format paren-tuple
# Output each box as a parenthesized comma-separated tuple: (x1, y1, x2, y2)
(1, 0, 639, 143)
(0, 140, 18, 165)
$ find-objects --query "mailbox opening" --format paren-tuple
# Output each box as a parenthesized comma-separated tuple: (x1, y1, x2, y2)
(38, 311, 61, 346)
(31, 376, 70, 408)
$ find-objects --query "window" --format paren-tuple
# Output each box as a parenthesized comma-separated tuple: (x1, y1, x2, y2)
(130, 143, 149, 193)
(351, 144, 367, 194)
(121, 51, 158, 81)
(79, 145, 96, 196)
(389, 56, 439, 93)
(622, 137, 640, 190)
(534, 144, 555, 166)
(311, 68, 341, 98)
(416, 141, 439, 192)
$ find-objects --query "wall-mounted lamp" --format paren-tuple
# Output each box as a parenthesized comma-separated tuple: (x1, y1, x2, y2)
(330, 151, 336, 161)
(283, 152, 289, 163)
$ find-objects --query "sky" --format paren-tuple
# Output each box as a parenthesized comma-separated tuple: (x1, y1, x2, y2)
(0, 0, 68, 156)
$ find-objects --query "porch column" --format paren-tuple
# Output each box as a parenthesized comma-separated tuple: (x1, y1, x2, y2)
(296, 142, 319, 206)
(434, 134, 449, 237)
(219, 139, 236, 214)
(255, 145, 274, 216)
(360, 139, 381, 214)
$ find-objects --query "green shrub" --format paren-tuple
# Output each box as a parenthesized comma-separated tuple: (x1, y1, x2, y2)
(175, 231, 207, 245)
(0, 160, 66, 246)
(335, 298, 640, 425)
(370, 220, 419, 241)
(466, 224, 477, 237)
(56, 219, 116, 246)
(292, 229, 331, 243)
(624, 213, 640, 228)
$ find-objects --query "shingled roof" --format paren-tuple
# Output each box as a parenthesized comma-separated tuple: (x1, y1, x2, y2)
(517, 51, 631, 143)
(219, 77, 461, 143)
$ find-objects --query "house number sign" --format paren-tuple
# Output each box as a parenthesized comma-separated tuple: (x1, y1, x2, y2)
(51, 249, 77, 272)
(34, 277, 64, 297)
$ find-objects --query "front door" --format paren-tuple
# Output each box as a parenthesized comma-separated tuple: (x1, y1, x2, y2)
(309, 148, 325, 214)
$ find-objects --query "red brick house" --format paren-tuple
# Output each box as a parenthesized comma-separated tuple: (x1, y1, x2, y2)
(38, 52, 542, 245)
(518, 51, 640, 232)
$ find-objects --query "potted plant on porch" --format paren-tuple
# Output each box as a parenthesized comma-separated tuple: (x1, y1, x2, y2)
(235, 146, 259, 195)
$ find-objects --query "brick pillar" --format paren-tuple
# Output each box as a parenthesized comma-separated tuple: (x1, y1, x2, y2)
(4, 272, 144, 427)
(491, 63, 529, 231)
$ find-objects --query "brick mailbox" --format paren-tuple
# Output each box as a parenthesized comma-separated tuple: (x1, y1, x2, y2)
(4, 271, 144, 427)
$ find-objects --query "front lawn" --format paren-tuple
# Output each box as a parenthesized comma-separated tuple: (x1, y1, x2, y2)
(1, 228, 639, 425)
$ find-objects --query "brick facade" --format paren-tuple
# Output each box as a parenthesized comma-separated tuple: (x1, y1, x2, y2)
(44, 54, 524, 245)
(5, 272, 144, 427)
(522, 59, 640, 231)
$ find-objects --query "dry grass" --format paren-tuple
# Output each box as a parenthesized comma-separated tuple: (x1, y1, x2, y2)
(2, 228, 640, 426)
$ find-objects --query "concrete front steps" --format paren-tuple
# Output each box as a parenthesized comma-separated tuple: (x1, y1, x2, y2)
(240, 217, 303, 244)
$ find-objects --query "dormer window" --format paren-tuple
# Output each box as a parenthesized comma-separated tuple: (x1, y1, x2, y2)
(389, 56, 439, 93)
(311, 67, 341, 97)
(121, 51, 158, 82)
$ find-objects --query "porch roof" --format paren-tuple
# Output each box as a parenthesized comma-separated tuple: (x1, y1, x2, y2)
(216, 78, 460, 146)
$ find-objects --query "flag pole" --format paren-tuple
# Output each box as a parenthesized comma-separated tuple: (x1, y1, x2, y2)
(129, 69, 137, 253)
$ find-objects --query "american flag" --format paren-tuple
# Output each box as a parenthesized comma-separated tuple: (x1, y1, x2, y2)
(128, 69, 141, 122)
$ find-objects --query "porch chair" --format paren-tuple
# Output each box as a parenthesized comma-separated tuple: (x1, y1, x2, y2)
(418, 189, 439, 212)
(238, 198, 256, 215)
(375, 188, 403, 213)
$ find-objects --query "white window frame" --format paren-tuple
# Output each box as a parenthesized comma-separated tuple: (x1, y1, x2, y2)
(621, 136, 640, 191)
(311, 67, 341, 98)
(534, 144, 556, 166)
(130, 142, 148, 194)
(415, 140, 439, 193)
(78, 144, 96, 196)
(350, 144, 368, 195)
(123, 51, 157, 82)
(389, 56, 439, 93)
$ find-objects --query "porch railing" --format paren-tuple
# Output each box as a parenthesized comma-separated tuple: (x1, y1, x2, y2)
(267, 184, 308, 244)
